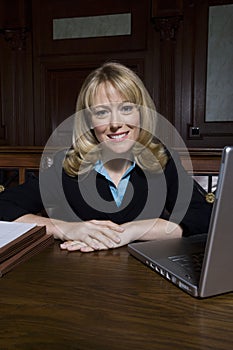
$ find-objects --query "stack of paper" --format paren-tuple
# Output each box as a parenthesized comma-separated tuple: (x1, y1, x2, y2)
(0, 221, 54, 277)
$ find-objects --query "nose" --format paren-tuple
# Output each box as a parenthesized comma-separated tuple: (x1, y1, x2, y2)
(109, 108, 123, 128)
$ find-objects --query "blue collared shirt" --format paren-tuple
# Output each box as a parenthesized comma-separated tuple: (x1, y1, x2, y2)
(94, 160, 135, 207)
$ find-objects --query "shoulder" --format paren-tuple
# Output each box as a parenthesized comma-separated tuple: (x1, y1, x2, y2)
(163, 148, 184, 173)
(41, 149, 67, 172)
(39, 149, 69, 184)
(53, 149, 67, 166)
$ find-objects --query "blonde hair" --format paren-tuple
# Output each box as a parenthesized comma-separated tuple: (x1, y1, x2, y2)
(63, 62, 167, 176)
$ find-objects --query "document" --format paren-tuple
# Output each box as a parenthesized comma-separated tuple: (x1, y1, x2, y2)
(0, 221, 36, 248)
(0, 221, 54, 277)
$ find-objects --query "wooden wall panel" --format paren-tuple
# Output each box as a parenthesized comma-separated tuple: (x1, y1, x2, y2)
(33, 58, 147, 145)
(32, 0, 152, 145)
(0, 0, 34, 146)
(0, 0, 232, 151)
(179, 0, 233, 148)
(32, 0, 148, 56)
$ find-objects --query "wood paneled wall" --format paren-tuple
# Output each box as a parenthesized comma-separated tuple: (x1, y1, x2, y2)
(0, 0, 232, 152)
(0, 146, 222, 192)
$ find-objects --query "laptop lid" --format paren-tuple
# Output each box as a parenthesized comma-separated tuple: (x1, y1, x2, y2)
(128, 146, 233, 298)
(199, 146, 233, 297)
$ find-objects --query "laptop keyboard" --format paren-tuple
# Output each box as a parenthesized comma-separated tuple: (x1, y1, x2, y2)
(169, 252, 204, 278)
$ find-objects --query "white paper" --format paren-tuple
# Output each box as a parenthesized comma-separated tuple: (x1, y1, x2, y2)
(0, 221, 36, 248)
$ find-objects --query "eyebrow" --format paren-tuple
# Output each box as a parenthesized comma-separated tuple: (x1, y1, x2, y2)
(91, 101, 131, 108)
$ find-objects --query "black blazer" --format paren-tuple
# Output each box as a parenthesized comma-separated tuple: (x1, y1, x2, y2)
(0, 150, 213, 236)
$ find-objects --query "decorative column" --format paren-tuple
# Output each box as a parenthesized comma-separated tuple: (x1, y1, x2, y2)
(0, 0, 33, 145)
(151, 1, 183, 126)
(1, 27, 28, 50)
(0, 27, 30, 145)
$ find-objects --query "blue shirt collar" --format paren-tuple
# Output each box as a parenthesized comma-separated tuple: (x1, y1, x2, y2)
(94, 160, 135, 184)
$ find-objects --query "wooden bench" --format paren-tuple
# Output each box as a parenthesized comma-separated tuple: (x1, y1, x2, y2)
(0, 146, 222, 192)
(0, 147, 43, 191)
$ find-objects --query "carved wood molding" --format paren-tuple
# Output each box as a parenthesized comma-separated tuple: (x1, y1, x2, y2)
(179, 148, 222, 174)
(0, 146, 222, 175)
(0, 27, 28, 50)
(152, 16, 182, 41)
(151, 15, 183, 125)
(0, 125, 6, 142)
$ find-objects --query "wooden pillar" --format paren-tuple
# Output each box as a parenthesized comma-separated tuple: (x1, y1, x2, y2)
(0, 0, 34, 146)
(151, 0, 183, 126)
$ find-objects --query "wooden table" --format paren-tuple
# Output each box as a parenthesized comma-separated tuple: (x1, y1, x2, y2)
(0, 242, 232, 350)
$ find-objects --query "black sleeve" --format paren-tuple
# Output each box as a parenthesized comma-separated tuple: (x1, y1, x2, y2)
(180, 181, 213, 236)
(0, 174, 43, 221)
(0, 150, 66, 221)
(164, 150, 213, 236)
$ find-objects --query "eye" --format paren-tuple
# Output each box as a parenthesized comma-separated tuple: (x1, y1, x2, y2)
(120, 103, 136, 115)
(93, 108, 110, 119)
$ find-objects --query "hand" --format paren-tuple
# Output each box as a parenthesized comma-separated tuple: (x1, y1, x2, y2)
(59, 218, 182, 253)
(60, 239, 107, 252)
(59, 219, 123, 251)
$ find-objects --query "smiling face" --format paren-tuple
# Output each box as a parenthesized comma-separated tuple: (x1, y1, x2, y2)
(90, 83, 140, 156)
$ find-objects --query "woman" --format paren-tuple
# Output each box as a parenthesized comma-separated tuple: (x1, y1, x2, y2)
(0, 62, 212, 252)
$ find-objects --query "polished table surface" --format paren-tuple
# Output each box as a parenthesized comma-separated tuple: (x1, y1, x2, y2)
(0, 241, 233, 350)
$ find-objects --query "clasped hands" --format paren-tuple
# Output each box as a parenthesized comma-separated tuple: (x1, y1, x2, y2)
(59, 219, 124, 253)
(58, 218, 180, 253)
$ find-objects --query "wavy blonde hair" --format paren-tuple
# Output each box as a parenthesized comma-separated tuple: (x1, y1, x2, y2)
(63, 62, 168, 176)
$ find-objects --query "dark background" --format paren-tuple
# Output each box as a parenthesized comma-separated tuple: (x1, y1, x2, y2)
(0, 0, 232, 149)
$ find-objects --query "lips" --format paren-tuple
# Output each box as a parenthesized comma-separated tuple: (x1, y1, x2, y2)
(107, 131, 129, 141)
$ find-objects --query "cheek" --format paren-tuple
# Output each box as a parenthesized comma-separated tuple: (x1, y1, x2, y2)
(129, 115, 141, 134)
(92, 125, 106, 142)
(129, 114, 140, 128)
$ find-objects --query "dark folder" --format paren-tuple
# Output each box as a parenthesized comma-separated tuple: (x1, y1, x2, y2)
(0, 225, 54, 277)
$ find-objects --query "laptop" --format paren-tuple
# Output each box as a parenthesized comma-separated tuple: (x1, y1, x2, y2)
(128, 146, 233, 298)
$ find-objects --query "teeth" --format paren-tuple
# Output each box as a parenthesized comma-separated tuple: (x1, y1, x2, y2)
(109, 133, 127, 139)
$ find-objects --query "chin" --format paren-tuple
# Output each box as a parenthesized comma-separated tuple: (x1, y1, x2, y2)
(102, 140, 135, 156)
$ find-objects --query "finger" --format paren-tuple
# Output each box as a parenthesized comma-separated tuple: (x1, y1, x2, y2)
(67, 244, 93, 252)
(60, 240, 74, 249)
(84, 235, 106, 250)
(98, 228, 121, 244)
(72, 237, 104, 252)
(80, 246, 95, 253)
(87, 221, 122, 244)
(60, 240, 86, 250)
(92, 220, 124, 232)
(89, 231, 117, 248)
(89, 226, 121, 244)
(80, 240, 108, 252)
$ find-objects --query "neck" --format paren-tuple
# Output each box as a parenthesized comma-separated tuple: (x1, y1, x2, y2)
(101, 148, 133, 171)
(100, 153, 133, 187)
(104, 158, 132, 173)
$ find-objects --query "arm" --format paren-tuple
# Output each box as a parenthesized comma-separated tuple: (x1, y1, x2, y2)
(0, 153, 123, 248)
(60, 151, 212, 252)
(0, 171, 45, 222)
(15, 214, 123, 249)
(121, 218, 182, 243)
(164, 151, 213, 236)
(60, 218, 182, 252)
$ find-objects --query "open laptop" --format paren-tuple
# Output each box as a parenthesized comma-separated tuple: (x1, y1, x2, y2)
(128, 146, 233, 298)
